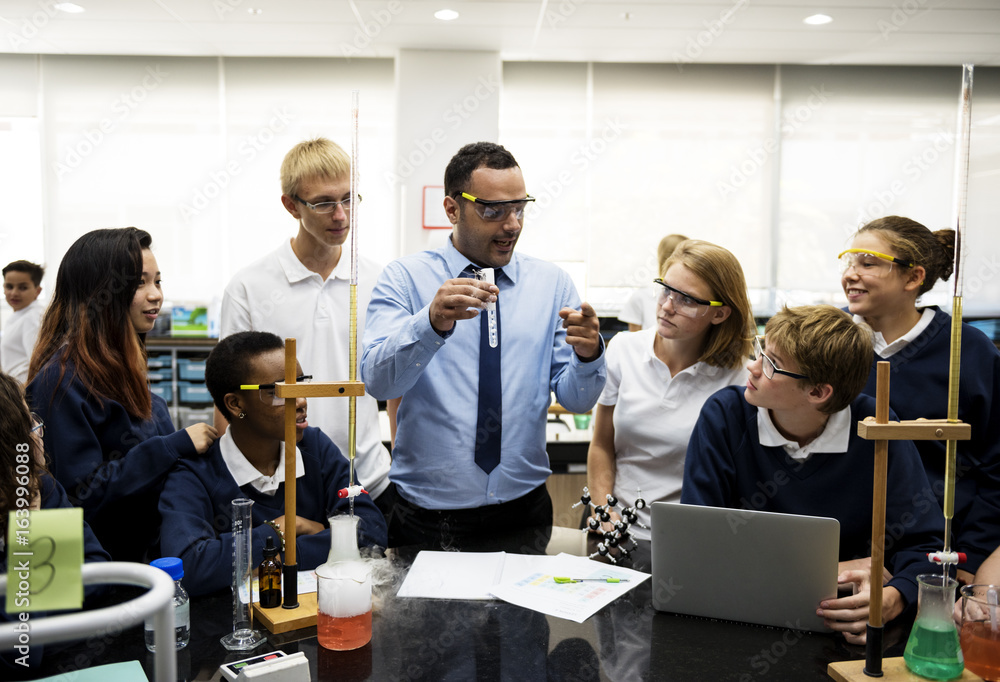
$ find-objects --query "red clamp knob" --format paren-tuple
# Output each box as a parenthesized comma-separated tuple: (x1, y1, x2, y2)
(338, 485, 369, 499)
(927, 551, 968, 564)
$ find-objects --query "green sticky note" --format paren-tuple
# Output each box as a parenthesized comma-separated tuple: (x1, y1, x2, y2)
(6, 508, 84, 613)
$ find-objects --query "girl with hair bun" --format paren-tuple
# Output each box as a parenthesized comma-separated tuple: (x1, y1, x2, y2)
(841, 215, 1000, 581)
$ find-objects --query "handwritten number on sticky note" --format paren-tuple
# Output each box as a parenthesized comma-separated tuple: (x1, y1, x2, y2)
(5, 508, 84, 612)
(28, 536, 57, 594)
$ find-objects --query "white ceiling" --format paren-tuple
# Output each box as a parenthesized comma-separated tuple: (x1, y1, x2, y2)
(0, 0, 998, 66)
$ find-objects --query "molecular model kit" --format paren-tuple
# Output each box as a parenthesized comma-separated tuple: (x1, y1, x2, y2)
(572, 486, 646, 564)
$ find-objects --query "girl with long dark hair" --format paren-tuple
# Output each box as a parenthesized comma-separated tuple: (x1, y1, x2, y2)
(27, 228, 217, 562)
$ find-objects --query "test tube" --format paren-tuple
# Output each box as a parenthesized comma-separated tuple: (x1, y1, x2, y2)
(477, 268, 499, 348)
(220, 497, 265, 651)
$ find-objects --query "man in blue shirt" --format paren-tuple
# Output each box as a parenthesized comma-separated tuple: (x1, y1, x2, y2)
(361, 142, 606, 548)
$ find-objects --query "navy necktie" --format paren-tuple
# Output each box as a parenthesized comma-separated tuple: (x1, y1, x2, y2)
(474, 267, 502, 473)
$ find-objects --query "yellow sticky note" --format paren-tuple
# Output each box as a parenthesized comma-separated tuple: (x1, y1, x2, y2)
(6, 508, 84, 613)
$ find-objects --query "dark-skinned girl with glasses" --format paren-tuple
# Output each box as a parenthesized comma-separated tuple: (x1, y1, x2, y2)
(586, 240, 754, 538)
(841, 215, 1000, 585)
(158, 331, 386, 596)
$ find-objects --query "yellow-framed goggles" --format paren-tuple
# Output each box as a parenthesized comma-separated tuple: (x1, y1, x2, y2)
(240, 375, 312, 406)
(838, 248, 914, 277)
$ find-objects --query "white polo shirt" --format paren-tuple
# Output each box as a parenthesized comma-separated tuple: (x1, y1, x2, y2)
(219, 428, 305, 495)
(221, 239, 391, 498)
(618, 285, 659, 330)
(852, 307, 935, 358)
(1, 299, 44, 384)
(598, 328, 748, 538)
(757, 403, 852, 462)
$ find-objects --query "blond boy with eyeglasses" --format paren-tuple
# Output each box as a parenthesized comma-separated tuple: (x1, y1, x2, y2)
(682, 304, 944, 644)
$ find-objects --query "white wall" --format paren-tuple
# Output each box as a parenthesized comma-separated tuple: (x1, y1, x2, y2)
(391, 49, 502, 256)
(0, 54, 397, 324)
(499, 62, 1000, 317)
(2, 55, 999, 330)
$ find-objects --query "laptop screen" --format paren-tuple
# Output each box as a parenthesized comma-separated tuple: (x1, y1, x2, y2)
(650, 502, 839, 632)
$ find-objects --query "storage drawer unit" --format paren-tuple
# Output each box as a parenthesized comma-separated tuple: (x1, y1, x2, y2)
(149, 381, 173, 403)
(145, 339, 218, 428)
(177, 381, 212, 405)
(177, 358, 207, 381)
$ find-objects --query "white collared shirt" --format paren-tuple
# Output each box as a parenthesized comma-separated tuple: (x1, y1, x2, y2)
(757, 404, 852, 462)
(1, 299, 44, 383)
(221, 238, 390, 497)
(618, 285, 660, 330)
(218, 428, 305, 495)
(854, 307, 935, 358)
(599, 328, 748, 537)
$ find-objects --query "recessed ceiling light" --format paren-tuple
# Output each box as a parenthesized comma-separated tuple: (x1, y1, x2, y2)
(247, 7, 263, 14)
(434, 9, 459, 21)
(804, 14, 833, 25)
(53, 2, 85, 13)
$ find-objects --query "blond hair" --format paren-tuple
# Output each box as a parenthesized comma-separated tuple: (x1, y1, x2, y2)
(661, 239, 754, 370)
(656, 234, 689, 271)
(280, 138, 351, 198)
(765, 305, 873, 414)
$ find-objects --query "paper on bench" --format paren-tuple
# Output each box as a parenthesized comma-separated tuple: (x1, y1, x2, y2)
(396, 550, 649, 622)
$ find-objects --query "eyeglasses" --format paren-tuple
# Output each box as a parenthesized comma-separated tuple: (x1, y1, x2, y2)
(240, 376, 313, 406)
(752, 336, 809, 381)
(653, 279, 724, 318)
(293, 195, 361, 214)
(30, 413, 44, 439)
(838, 249, 914, 278)
(459, 192, 536, 222)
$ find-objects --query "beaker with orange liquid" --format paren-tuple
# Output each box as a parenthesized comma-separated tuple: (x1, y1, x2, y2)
(960, 584, 1000, 681)
(316, 515, 372, 651)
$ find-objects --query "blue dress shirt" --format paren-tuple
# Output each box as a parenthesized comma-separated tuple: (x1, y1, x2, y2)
(361, 238, 606, 509)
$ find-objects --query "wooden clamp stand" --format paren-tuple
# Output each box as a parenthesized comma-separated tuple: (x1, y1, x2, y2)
(828, 361, 978, 681)
(252, 338, 366, 635)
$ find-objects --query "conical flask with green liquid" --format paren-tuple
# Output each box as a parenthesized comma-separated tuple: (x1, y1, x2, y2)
(904, 573, 965, 680)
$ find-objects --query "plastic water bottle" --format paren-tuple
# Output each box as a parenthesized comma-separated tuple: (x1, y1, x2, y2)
(145, 557, 190, 652)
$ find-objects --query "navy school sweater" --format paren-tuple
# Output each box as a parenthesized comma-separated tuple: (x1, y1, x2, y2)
(859, 306, 1000, 573)
(158, 426, 388, 597)
(1, 474, 110, 675)
(681, 386, 944, 608)
(27, 356, 195, 562)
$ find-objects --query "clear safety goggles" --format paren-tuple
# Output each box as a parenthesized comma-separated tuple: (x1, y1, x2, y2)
(460, 192, 535, 222)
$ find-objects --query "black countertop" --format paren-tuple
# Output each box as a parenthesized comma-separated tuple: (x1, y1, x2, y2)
(20, 535, 902, 682)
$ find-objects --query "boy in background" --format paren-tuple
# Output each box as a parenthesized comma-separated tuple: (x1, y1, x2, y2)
(2, 260, 44, 383)
(681, 305, 943, 644)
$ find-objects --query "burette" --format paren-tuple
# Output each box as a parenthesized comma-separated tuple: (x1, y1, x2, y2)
(348, 90, 360, 513)
(941, 64, 973, 576)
